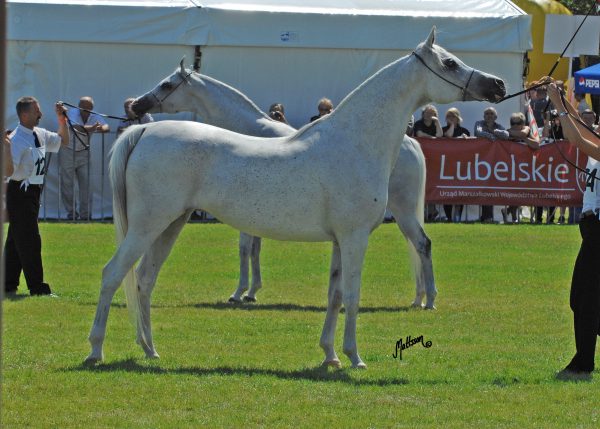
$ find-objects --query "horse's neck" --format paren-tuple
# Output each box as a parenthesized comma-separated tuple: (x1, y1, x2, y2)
(190, 75, 273, 134)
(330, 56, 425, 148)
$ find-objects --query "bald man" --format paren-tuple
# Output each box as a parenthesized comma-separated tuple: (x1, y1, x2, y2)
(60, 96, 109, 220)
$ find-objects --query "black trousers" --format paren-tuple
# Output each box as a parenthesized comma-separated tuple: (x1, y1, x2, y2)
(568, 215, 600, 372)
(4, 180, 46, 293)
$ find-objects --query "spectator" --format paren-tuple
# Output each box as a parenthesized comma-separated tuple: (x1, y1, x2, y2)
(60, 96, 109, 220)
(501, 112, 540, 223)
(474, 106, 507, 222)
(507, 112, 540, 149)
(268, 103, 288, 124)
(442, 107, 471, 138)
(581, 109, 598, 132)
(117, 97, 153, 136)
(310, 98, 333, 122)
(406, 114, 415, 136)
(4, 97, 69, 297)
(474, 107, 509, 141)
(413, 105, 443, 220)
(542, 110, 565, 141)
(442, 107, 470, 222)
(574, 93, 591, 114)
(529, 85, 552, 129)
(413, 104, 443, 138)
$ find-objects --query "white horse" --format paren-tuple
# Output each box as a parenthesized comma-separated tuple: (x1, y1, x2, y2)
(132, 60, 433, 308)
(87, 29, 505, 368)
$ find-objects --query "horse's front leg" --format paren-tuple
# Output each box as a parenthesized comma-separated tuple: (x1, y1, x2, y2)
(245, 236, 263, 302)
(135, 212, 192, 358)
(339, 230, 370, 369)
(320, 241, 343, 368)
(229, 232, 253, 303)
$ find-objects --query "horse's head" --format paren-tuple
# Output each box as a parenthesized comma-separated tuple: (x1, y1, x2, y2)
(131, 58, 194, 116)
(413, 28, 505, 104)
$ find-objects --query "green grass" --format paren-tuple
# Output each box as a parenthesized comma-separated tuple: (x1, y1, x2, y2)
(1, 222, 598, 428)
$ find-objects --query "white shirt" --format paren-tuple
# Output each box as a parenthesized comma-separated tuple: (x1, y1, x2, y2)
(582, 157, 600, 213)
(66, 108, 108, 150)
(9, 124, 62, 185)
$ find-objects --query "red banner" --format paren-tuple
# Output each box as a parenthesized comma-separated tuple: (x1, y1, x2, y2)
(419, 138, 587, 206)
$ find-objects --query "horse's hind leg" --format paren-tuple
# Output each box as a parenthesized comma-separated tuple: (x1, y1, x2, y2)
(245, 236, 262, 302)
(394, 214, 436, 309)
(320, 241, 343, 368)
(86, 232, 157, 364)
(135, 212, 192, 358)
(229, 232, 254, 303)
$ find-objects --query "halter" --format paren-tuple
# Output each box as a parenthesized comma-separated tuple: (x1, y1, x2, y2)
(411, 51, 477, 102)
(149, 69, 194, 113)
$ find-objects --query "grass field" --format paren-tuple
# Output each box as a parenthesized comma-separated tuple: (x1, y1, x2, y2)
(1, 222, 598, 428)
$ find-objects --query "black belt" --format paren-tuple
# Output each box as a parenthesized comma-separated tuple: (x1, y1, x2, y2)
(8, 180, 42, 189)
(580, 209, 600, 221)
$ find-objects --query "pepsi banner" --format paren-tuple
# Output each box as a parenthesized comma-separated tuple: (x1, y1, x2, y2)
(574, 63, 600, 95)
(419, 138, 587, 206)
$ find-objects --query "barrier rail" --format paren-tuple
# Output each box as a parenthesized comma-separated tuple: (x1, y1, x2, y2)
(38, 136, 586, 222)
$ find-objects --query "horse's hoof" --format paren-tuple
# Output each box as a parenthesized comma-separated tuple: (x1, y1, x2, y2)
(145, 352, 160, 359)
(243, 296, 257, 303)
(228, 296, 242, 304)
(351, 362, 367, 369)
(411, 302, 424, 309)
(321, 359, 342, 369)
(83, 355, 102, 366)
(424, 305, 437, 310)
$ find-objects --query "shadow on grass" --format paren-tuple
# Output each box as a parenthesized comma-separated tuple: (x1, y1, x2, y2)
(68, 358, 409, 386)
(194, 302, 414, 313)
(79, 301, 415, 313)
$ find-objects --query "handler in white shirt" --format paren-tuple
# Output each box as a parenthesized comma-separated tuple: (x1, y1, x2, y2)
(547, 79, 600, 380)
(60, 96, 109, 220)
(4, 97, 69, 296)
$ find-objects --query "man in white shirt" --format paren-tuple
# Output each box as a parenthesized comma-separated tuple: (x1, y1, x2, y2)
(60, 96, 109, 220)
(5, 96, 69, 296)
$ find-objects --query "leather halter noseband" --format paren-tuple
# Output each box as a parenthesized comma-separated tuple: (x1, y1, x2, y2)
(149, 69, 194, 113)
(412, 51, 477, 102)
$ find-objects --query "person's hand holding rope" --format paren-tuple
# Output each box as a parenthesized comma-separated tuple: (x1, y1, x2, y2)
(542, 77, 600, 161)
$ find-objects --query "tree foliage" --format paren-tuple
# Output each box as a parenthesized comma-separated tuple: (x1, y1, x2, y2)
(557, 0, 598, 15)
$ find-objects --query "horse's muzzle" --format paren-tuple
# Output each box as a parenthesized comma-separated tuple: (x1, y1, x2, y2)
(131, 96, 154, 116)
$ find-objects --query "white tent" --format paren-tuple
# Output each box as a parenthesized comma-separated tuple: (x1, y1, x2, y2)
(5, 0, 532, 219)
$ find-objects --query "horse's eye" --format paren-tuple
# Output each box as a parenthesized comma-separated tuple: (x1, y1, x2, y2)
(443, 59, 457, 69)
(160, 82, 173, 90)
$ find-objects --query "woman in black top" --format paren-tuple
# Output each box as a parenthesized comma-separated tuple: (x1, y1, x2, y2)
(441, 108, 470, 222)
(442, 107, 470, 138)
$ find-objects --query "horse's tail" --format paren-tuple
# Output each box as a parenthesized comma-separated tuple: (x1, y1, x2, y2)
(108, 125, 147, 343)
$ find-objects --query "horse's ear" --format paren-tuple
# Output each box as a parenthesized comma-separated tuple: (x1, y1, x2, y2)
(425, 26, 436, 48)
(180, 57, 186, 74)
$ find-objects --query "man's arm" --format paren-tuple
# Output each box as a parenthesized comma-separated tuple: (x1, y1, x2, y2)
(548, 82, 600, 161)
(55, 103, 70, 146)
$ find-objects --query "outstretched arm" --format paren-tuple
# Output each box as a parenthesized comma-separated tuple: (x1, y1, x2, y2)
(547, 82, 600, 160)
(55, 103, 70, 146)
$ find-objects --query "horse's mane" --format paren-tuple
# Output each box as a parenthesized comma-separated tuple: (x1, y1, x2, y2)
(189, 70, 271, 120)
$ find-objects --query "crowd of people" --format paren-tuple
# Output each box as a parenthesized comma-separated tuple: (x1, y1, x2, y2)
(408, 85, 599, 224)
